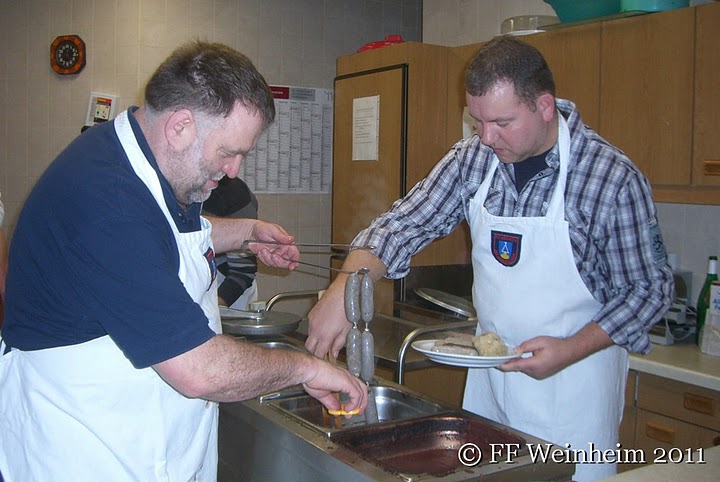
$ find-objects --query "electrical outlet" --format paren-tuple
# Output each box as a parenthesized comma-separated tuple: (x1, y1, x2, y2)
(85, 92, 119, 125)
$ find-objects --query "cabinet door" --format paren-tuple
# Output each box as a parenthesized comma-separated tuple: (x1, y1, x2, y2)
(600, 8, 694, 186)
(693, 2, 720, 186)
(332, 66, 406, 246)
(523, 23, 601, 130)
(635, 409, 720, 455)
(618, 370, 637, 472)
(332, 67, 405, 315)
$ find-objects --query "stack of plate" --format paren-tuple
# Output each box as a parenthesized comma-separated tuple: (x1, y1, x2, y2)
(500, 15, 559, 36)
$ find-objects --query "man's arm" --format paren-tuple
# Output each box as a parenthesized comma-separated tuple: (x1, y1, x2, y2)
(153, 334, 368, 412)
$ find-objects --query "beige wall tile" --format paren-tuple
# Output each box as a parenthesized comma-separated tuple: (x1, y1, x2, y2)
(0, 0, 420, 301)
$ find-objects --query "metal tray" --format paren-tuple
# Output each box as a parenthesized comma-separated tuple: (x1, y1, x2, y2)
(331, 414, 527, 477)
(264, 385, 446, 436)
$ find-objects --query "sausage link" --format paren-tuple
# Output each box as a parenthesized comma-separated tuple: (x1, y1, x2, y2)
(344, 273, 361, 325)
(360, 274, 374, 323)
(364, 387, 379, 424)
(360, 330, 375, 382)
(346, 327, 362, 377)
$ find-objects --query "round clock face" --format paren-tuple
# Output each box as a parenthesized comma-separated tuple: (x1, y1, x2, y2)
(50, 35, 86, 75)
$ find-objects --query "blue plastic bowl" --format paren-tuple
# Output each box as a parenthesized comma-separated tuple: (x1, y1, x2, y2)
(621, 0, 689, 12)
(544, 0, 622, 22)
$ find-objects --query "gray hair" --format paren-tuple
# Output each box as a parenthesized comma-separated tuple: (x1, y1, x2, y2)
(144, 40, 275, 130)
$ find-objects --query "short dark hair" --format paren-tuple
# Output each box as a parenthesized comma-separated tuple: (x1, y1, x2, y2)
(144, 40, 275, 130)
(465, 35, 556, 109)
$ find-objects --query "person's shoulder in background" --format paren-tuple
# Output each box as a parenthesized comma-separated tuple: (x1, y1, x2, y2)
(202, 177, 257, 219)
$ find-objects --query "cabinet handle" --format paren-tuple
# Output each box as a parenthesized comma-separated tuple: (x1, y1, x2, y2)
(683, 392, 714, 415)
(645, 421, 674, 444)
(704, 160, 720, 176)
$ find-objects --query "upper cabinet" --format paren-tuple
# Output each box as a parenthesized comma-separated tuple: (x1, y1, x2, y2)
(522, 24, 602, 130)
(599, 7, 694, 187)
(447, 2, 720, 205)
(693, 2, 720, 188)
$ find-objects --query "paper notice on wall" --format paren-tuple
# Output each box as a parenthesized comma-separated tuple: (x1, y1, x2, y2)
(352, 95, 380, 161)
(240, 85, 333, 194)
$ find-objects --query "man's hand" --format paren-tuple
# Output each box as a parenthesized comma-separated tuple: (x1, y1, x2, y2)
(305, 250, 387, 359)
(306, 276, 352, 359)
(498, 322, 613, 380)
(301, 359, 368, 413)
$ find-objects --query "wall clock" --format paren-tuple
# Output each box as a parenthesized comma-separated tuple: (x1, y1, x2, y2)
(50, 35, 86, 75)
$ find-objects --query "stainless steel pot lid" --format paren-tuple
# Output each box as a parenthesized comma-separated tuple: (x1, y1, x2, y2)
(414, 288, 476, 318)
(220, 309, 302, 336)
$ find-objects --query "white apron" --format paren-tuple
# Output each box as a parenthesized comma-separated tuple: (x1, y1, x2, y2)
(0, 110, 222, 482)
(462, 114, 628, 482)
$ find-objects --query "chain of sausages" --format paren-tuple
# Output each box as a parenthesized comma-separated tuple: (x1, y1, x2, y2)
(344, 271, 378, 424)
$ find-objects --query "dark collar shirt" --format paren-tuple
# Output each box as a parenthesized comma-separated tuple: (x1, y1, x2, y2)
(2, 108, 214, 367)
(353, 99, 674, 354)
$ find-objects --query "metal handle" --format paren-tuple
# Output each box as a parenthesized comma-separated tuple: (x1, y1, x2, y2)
(395, 320, 478, 385)
(265, 290, 323, 312)
(281, 257, 369, 276)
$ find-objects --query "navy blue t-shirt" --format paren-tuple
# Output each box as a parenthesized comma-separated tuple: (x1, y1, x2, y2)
(2, 109, 215, 368)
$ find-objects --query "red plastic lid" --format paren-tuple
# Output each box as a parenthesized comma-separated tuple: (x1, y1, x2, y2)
(358, 34, 404, 52)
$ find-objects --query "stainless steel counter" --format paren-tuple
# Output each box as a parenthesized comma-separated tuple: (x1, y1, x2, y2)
(294, 312, 475, 377)
(218, 329, 574, 481)
(219, 366, 574, 481)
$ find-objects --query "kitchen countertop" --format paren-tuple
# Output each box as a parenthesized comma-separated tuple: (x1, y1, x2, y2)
(629, 342, 720, 391)
(601, 445, 719, 481)
(299, 314, 720, 391)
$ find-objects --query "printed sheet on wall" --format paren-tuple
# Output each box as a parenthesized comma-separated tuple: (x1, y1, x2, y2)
(239, 85, 333, 194)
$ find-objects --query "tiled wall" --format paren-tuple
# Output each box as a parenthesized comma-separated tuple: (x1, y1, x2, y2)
(423, 0, 720, 304)
(0, 0, 421, 316)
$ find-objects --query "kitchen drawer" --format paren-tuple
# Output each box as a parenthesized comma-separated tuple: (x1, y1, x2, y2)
(635, 409, 720, 453)
(637, 373, 720, 432)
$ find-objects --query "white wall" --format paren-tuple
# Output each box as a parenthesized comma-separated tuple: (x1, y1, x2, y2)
(423, 0, 720, 304)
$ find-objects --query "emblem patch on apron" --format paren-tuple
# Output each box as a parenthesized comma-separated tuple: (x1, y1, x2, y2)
(491, 230, 522, 267)
(203, 247, 217, 290)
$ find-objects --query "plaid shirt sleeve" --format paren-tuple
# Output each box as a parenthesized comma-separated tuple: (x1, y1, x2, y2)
(351, 140, 471, 279)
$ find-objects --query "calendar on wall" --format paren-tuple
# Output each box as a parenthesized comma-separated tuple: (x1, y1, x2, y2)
(240, 85, 333, 194)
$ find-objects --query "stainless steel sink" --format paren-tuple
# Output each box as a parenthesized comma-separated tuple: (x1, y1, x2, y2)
(264, 385, 447, 436)
(331, 414, 528, 479)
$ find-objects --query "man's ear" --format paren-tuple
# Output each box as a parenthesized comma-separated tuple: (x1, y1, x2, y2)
(537, 93, 556, 121)
(165, 109, 196, 151)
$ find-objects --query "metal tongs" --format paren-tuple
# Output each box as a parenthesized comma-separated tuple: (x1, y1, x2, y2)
(239, 240, 375, 253)
(239, 241, 375, 275)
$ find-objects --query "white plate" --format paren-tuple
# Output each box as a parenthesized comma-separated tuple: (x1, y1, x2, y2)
(411, 340, 522, 368)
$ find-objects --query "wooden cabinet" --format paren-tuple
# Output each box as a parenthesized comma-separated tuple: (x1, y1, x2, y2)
(333, 42, 472, 308)
(375, 363, 467, 408)
(692, 2, 720, 188)
(599, 8, 694, 187)
(622, 372, 720, 471)
(599, 3, 720, 204)
(446, 23, 602, 147)
(522, 24, 602, 130)
(446, 3, 720, 205)
(618, 370, 638, 472)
